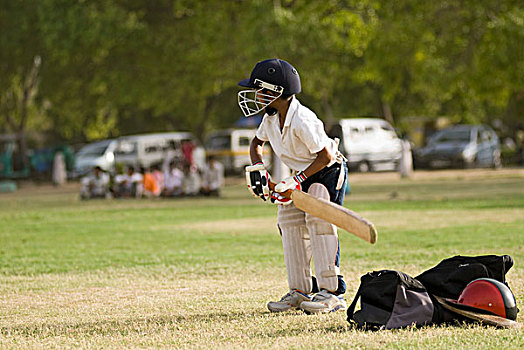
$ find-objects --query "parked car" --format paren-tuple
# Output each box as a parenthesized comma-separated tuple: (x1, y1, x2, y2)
(113, 132, 205, 170)
(414, 124, 501, 169)
(328, 118, 405, 172)
(1, 134, 74, 179)
(205, 128, 271, 174)
(72, 139, 117, 178)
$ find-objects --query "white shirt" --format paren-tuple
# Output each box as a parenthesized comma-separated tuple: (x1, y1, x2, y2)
(81, 171, 109, 196)
(182, 169, 201, 195)
(255, 97, 338, 171)
(164, 167, 183, 190)
(202, 161, 224, 190)
(115, 172, 143, 190)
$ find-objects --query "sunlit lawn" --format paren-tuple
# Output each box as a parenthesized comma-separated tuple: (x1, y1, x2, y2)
(1, 170, 523, 349)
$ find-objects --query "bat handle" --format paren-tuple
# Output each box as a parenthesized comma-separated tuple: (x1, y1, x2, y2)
(268, 180, 294, 199)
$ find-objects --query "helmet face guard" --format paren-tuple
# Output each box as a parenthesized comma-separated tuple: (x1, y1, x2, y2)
(238, 79, 283, 117)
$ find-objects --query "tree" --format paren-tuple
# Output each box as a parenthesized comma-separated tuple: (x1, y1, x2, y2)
(1, 0, 521, 148)
(0, 1, 47, 166)
(355, 0, 523, 131)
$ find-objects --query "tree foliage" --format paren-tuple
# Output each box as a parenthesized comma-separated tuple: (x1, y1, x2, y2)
(0, 0, 522, 146)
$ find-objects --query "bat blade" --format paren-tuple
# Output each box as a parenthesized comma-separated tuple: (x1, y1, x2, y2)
(291, 190, 377, 244)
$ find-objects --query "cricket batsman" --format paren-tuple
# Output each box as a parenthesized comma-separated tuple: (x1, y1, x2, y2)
(238, 58, 349, 313)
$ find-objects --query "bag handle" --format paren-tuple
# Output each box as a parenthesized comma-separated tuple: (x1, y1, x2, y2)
(346, 284, 363, 323)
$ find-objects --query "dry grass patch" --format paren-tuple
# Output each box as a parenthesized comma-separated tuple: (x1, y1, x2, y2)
(1, 268, 522, 349)
(369, 208, 524, 231)
(158, 217, 278, 235)
(157, 206, 524, 235)
(1, 172, 523, 349)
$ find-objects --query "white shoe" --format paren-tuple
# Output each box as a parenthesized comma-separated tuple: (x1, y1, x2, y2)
(267, 290, 312, 313)
(300, 290, 347, 314)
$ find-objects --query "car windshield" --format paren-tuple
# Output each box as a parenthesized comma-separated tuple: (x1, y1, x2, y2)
(207, 135, 230, 150)
(433, 130, 471, 143)
(76, 142, 111, 157)
(115, 141, 137, 155)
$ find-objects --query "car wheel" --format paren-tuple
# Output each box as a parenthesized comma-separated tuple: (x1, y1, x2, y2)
(461, 156, 476, 169)
(357, 161, 371, 173)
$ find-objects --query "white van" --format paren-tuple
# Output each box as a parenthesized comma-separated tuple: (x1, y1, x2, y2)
(205, 128, 271, 174)
(328, 118, 404, 172)
(72, 139, 118, 177)
(113, 132, 205, 170)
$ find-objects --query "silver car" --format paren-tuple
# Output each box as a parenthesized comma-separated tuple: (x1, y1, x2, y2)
(415, 124, 501, 169)
(72, 139, 117, 177)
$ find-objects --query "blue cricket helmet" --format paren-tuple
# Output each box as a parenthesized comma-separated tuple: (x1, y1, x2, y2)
(238, 58, 301, 95)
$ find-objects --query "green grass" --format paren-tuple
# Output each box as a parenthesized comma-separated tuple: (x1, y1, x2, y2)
(1, 171, 523, 349)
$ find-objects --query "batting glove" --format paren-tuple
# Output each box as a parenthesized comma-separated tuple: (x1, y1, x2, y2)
(270, 191, 293, 205)
(245, 162, 271, 201)
(274, 172, 307, 193)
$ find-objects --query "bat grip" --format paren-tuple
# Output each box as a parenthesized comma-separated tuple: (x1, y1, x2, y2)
(268, 180, 294, 199)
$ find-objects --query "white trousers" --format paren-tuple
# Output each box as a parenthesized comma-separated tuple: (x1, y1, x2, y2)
(277, 183, 340, 293)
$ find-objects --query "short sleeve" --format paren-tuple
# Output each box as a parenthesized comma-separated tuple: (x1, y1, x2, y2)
(296, 116, 330, 154)
(255, 115, 269, 142)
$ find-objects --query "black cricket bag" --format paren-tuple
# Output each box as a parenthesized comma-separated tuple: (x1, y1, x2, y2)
(347, 255, 515, 330)
(346, 270, 439, 330)
(415, 255, 514, 299)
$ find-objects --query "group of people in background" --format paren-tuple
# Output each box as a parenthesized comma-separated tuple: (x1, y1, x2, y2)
(80, 155, 224, 200)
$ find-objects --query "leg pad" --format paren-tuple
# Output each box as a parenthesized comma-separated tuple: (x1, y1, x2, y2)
(305, 183, 340, 292)
(278, 204, 312, 293)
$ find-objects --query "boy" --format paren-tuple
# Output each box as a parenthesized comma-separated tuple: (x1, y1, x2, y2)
(238, 58, 348, 313)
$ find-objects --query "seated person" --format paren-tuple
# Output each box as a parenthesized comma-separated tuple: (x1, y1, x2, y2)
(114, 166, 143, 198)
(201, 156, 224, 197)
(80, 166, 110, 199)
(151, 164, 164, 194)
(142, 166, 161, 198)
(162, 161, 184, 197)
(181, 162, 201, 196)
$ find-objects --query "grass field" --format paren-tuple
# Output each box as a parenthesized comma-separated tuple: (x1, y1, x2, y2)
(1, 169, 523, 349)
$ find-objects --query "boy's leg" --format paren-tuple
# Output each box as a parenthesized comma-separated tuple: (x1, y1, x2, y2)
(304, 183, 340, 292)
(277, 204, 312, 293)
(300, 183, 347, 313)
(267, 204, 313, 313)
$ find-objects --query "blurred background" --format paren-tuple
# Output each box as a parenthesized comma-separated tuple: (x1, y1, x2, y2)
(0, 0, 522, 182)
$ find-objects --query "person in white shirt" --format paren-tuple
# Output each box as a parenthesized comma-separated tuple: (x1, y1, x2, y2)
(162, 161, 184, 197)
(238, 58, 349, 314)
(52, 151, 67, 186)
(114, 166, 143, 198)
(181, 162, 201, 196)
(80, 166, 110, 199)
(201, 156, 224, 197)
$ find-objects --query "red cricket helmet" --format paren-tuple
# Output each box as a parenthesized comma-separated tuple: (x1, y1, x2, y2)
(453, 278, 517, 320)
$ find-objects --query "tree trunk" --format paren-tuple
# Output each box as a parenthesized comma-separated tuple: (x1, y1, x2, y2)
(381, 99, 394, 125)
(322, 92, 335, 130)
(3, 56, 42, 171)
(504, 90, 524, 165)
(17, 131, 29, 172)
(18, 84, 31, 170)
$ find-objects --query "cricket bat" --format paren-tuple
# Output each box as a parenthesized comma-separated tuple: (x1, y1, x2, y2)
(269, 181, 377, 244)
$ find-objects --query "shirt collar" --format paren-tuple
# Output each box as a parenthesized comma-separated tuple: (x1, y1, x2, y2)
(283, 96, 298, 128)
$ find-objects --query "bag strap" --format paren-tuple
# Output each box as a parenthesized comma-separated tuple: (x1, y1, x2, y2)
(346, 283, 363, 323)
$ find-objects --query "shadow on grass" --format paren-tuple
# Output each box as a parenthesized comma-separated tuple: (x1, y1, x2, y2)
(1, 310, 367, 339)
(259, 317, 516, 338)
(2, 309, 517, 339)
(0, 310, 270, 337)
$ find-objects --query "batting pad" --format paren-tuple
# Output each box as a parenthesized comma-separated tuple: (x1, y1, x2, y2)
(277, 204, 312, 293)
(305, 183, 340, 292)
